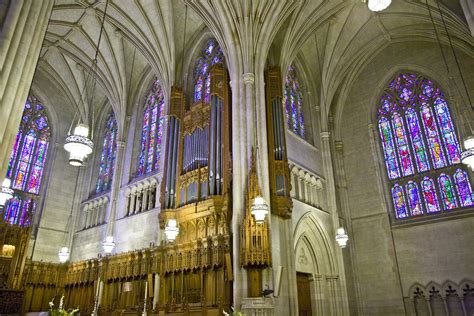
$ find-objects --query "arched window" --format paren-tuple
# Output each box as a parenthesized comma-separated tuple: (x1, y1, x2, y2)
(377, 73, 473, 220)
(96, 111, 117, 193)
(283, 65, 305, 138)
(4, 96, 50, 226)
(193, 39, 224, 104)
(137, 79, 165, 176)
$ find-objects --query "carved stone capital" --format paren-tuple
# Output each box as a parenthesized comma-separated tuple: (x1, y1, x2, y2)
(242, 73, 255, 85)
(320, 131, 330, 140)
(334, 141, 343, 152)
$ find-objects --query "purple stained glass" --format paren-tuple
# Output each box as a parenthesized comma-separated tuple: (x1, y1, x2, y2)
(405, 109, 429, 172)
(35, 116, 48, 130)
(96, 111, 117, 193)
(14, 133, 36, 190)
(433, 98, 461, 164)
(453, 169, 474, 207)
(6, 132, 20, 178)
(193, 40, 224, 104)
(5, 196, 21, 225)
(27, 140, 48, 194)
(438, 173, 457, 210)
(392, 113, 414, 176)
(422, 177, 440, 213)
(7, 95, 50, 195)
(378, 118, 400, 179)
(392, 184, 408, 219)
(406, 181, 423, 216)
(284, 65, 305, 138)
(19, 199, 32, 226)
(421, 105, 446, 169)
(137, 79, 165, 176)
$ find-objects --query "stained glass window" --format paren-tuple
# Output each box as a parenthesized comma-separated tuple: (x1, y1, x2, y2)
(193, 39, 224, 104)
(453, 169, 474, 207)
(377, 72, 473, 220)
(96, 111, 118, 193)
(392, 184, 408, 219)
(421, 177, 440, 213)
(4, 96, 50, 226)
(283, 65, 305, 138)
(137, 79, 166, 176)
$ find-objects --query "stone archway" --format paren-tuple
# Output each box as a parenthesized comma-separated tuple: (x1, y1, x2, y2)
(294, 212, 340, 315)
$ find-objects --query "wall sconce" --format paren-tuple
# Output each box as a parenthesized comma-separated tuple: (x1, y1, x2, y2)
(58, 247, 70, 263)
(336, 227, 349, 248)
(102, 236, 115, 254)
(164, 219, 179, 242)
(251, 196, 269, 224)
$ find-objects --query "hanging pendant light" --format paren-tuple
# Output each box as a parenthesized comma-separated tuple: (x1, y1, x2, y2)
(164, 219, 179, 242)
(251, 196, 269, 224)
(0, 178, 14, 206)
(102, 235, 115, 254)
(368, 0, 392, 12)
(64, 123, 94, 166)
(64, 0, 110, 167)
(58, 247, 70, 263)
(427, 0, 474, 167)
(335, 227, 349, 248)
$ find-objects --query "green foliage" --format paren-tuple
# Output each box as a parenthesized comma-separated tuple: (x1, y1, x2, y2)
(48, 295, 79, 316)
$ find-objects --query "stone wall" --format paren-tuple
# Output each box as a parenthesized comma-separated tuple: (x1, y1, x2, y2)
(339, 40, 474, 315)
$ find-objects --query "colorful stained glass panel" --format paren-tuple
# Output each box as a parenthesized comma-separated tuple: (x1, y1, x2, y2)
(392, 184, 408, 219)
(438, 174, 457, 210)
(406, 181, 423, 216)
(421, 177, 440, 213)
(453, 169, 474, 207)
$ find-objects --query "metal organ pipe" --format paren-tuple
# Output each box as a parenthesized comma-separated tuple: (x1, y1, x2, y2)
(216, 99, 222, 195)
(170, 119, 180, 207)
(209, 96, 216, 195)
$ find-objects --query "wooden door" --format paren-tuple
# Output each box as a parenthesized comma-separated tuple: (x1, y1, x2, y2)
(297, 272, 312, 316)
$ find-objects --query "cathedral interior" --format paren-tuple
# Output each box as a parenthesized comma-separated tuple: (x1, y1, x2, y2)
(0, 0, 474, 315)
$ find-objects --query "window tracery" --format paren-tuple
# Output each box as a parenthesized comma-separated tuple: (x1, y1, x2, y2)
(137, 79, 165, 176)
(96, 111, 117, 193)
(4, 96, 50, 226)
(284, 65, 305, 138)
(193, 39, 224, 104)
(377, 72, 473, 219)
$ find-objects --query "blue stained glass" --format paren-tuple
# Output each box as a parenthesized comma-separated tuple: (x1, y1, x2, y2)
(4, 196, 21, 225)
(438, 173, 457, 210)
(422, 177, 440, 213)
(96, 111, 117, 193)
(378, 72, 473, 220)
(392, 113, 414, 176)
(284, 65, 305, 138)
(421, 105, 446, 169)
(433, 98, 461, 164)
(453, 169, 474, 207)
(193, 39, 224, 104)
(392, 184, 408, 219)
(405, 109, 429, 172)
(406, 181, 423, 216)
(378, 118, 400, 179)
(136, 79, 165, 176)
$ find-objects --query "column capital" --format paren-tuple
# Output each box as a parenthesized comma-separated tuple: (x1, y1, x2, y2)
(320, 131, 330, 140)
(117, 140, 126, 148)
(334, 140, 343, 152)
(242, 73, 255, 85)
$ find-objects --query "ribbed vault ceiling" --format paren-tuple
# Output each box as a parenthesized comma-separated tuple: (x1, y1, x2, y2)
(36, 0, 473, 133)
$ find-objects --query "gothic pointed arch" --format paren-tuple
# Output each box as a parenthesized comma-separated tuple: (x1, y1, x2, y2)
(95, 110, 118, 193)
(4, 96, 51, 226)
(376, 72, 474, 220)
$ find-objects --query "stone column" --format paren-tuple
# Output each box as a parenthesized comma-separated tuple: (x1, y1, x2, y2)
(105, 140, 125, 238)
(142, 186, 149, 212)
(320, 131, 350, 314)
(0, 0, 54, 182)
(461, 0, 474, 36)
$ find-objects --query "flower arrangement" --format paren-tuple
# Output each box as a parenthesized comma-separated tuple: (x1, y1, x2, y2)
(223, 306, 243, 316)
(48, 295, 79, 316)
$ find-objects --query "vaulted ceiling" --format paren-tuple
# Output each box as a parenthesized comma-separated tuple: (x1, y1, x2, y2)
(35, 0, 473, 133)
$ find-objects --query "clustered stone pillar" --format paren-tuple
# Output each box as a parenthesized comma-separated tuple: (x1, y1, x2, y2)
(0, 0, 54, 182)
(105, 140, 125, 240)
